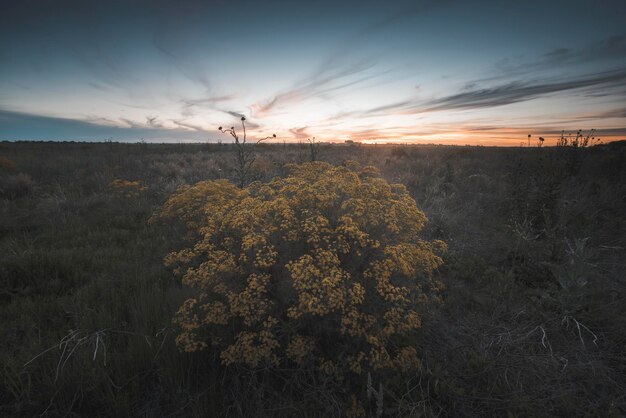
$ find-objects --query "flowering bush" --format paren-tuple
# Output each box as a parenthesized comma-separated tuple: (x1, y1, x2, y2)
(156, 161, 445, 377)
(109, 179, 145, 198)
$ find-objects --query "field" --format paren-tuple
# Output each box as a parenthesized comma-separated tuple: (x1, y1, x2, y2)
(1, 141, 625, 417)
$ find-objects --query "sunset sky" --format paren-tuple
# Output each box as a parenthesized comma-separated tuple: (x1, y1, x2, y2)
(1, 0, 625, 145)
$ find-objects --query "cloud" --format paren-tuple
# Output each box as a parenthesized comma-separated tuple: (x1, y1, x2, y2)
(170, 119, 208, 132)
(601, 108, 626, 118)
(223, 110, 246, 119)
(548, 108, 626, 124)
(146, 115, 162, 128)
(0, 109, 203, 141)
(250, 1, 446, 117)
(289, 126, 310, 139)
(321, 99, 416, 124)
(315, 0, 447, 73)
(422, 70, 626, 112)
(214, 110, 262, 130)
(250, 60, 379, 117)
(324, 69, 626, 123)
(152, 38, 213, 92)
(463, 124, 626, 138)
(180, 94, 237, 116)
(539, 34, 626, 66)
(120, 118, 149, 129)
(82, 115, 125, 127)
(483, 33, 626, 83)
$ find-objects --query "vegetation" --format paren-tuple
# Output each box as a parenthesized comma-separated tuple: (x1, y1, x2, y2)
(218, 117, 276, 188)
(1, 140, 625, 416)
(152, 161, 445, 414)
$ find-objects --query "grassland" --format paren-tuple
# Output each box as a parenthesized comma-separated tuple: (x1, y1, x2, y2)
(1, 141, 625, 416)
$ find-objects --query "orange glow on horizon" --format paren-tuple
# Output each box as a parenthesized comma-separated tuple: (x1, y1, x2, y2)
(242, 126, 624, 147)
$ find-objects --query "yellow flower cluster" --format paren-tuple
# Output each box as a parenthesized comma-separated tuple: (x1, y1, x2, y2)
(150, 179, 244, 235)
(156, 161, 446, 374)
(220, 317, 280, 367)
(287, 249, 352, 316)
(286, 335, 315, 364)
(110, 178, 145, 198)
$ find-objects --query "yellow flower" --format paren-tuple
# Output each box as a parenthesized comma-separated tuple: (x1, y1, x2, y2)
(109, 178, 145, 198)
(286, 335, 315, 364)
(156, 161, 445, 375)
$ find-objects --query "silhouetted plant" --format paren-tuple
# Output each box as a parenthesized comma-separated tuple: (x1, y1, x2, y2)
(105, 137, 114, 151)
(218, 116, 276, 188)
(307, 137, 319, 162)
(556, 129, 600, 147)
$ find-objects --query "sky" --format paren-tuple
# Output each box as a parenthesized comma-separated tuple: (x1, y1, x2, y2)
(1, 0, 625, 145)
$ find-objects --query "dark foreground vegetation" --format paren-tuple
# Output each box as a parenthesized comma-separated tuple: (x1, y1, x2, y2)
(1, 140, 625, 417)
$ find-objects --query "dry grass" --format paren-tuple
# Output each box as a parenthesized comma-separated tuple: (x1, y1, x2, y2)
(0, 140, 624, 416)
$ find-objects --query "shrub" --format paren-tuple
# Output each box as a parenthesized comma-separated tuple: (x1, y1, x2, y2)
(0, 156, 16, 172)
(109, 178, 145, 198)
(0, 249, 83, 301)
(0, 173, 33, 199)
(154, 161, 446, 410)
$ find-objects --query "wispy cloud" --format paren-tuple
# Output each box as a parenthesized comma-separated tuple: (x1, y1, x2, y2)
(422, 70, 626, 112)
(525, 34, 626, 68)
(479, 34, 626, 84)
(0, 109, 202, 141)
(315, 0, 447, 73)
(322, 69, 626, 122)
(250, 60, 379, 117)
(324, 99, 415, 121)
(2, 1, 625, 145)
(289, 126, 311, 139)
(250, 1, 446, 117)
(146, 116, 162, 128)
(215, 110, 262, 130)
(545, 108, 626, 124)
(171, 119, 209, 132)
(153, 39, 213, 93)
(180, 94, 237, 117)
(462, 124, 626, 139)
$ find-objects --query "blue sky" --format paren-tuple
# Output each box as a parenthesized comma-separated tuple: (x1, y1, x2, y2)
(1, 0, 625, 144)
